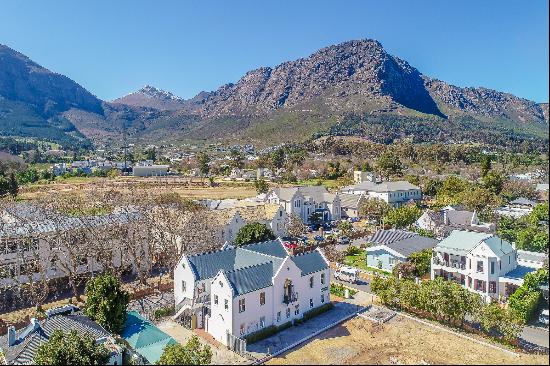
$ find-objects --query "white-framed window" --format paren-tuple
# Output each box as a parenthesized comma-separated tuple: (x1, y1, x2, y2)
(260, 292, 266, 306)
(240, 323, 245, 335)
(286, 308, 291, 318)
(320, 273, 325, 285)
(214, 295, 218, 305)
(309, 299, 314, 308)
(294, 305, 300, 315)
(224, 299, 229, 310)
(321, 294, 325, 303)
(476, 261, 483, 273)
(309, 276, 314, 288)
(181, 281, 186, 293)
(238, 298, 246, 313)
(277, 311, 281, 322)
(260, 316, 266, 328)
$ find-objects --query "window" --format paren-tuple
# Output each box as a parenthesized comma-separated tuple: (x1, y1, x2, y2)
(214, 295, 218, 305)
(310, 299, 314, 308)
(224, 299, 229, 310)
(489, 281, 496, 294)
(508, 256, 511, 264)
(182, 262, 185, 269)
(490, 261, 495, 275)
(181, 281, 186, 293)
(476, 261, 483, 273)
(321, 294, 325, 303)
(321, 273, 325, 285)
(238, 298, 246, 313)
(286, 308, 291, 318)
(240, 324, 245, 335)
(260, 292, 266, 306)
(277, 311, 281, 322)
(260, 316, 266, 328)
(294, 305, 300, 315)
(309, 276, 314, 288)
(219, 281, 223, 287)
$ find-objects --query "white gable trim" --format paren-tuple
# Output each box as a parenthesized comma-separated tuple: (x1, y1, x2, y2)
(366, 245, 407, 259)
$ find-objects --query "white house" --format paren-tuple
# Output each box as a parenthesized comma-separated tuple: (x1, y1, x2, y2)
(495, 197, 538, 219)
(431, 230, 540, 302)
(132, 165, 169, 177)
(266, 186, 341, 224)
(340, 181, 421, 208)
(339, 193, 367, 219)
(173, 239, 330, 345)
(416, 206, 495, 239)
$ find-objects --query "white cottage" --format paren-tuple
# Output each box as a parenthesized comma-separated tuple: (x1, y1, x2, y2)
(173, 239, 330, 344)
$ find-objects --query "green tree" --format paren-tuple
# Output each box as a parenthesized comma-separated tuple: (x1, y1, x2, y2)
(337, 221, 353, 237)
(146, 148, 156, 161)
(157, 336, 212, 365)
(383, 205, 422, 229)
(270, 148, 286, 169)
(480, 155, 492, 177)
(8, 172, 18, 198)
(229, 149, 245, 169)
(376, 151, 403, 179)
(423, 178, 442, 197)
(358, 198, 391, 225)
(234, 223, 275, 246)
(482, 170, 504, 194)
(0, 175, 9, 197)
(34, 329, 110, 365)
(84, 272, 129, 334)
(197, 152, 211, 177)
(254, 178, 269, 194)
(408, 249, 432, 277)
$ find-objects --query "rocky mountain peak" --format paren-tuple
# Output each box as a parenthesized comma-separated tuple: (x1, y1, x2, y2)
(111, 85, 185, 110)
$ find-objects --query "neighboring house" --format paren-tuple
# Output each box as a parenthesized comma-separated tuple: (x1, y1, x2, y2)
(339, 193, 367, 219)
(495, 197, 538, 218)
(415, 207, 495, 239)
(0, 306, 122, 365)
(431, 230, 541, 302)
(266, 186, 341, 224)
(353, 170, 378, 184)
(173, 239, 330, 345)
(365, 229, 439, 273)
(0, 203, 144, 290)
(194, 203, 289, 243)
(132, 165, 169, 177)
(340, 181, 421, 208)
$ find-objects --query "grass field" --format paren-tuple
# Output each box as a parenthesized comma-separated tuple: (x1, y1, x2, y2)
(267, 316, 548, 365)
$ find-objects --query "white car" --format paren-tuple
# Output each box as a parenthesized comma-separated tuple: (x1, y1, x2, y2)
(334, 266, 359, 284)
(539, 309, 549, 326)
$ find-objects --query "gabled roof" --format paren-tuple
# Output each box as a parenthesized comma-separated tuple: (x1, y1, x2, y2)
(186, 239, 287, 281)
(339, 193, 364, 209)
(368, 229, 417, 245)
(0, 313, 110, 365)
(509, 197, 538, 207)
(224, 262, 275, 296)
(270, 186, 336, 204)
(382, 235, 439, 257)
(435, 230, 510, 256)
(291, 250, 329, 276)
(342, 181, 420, 193)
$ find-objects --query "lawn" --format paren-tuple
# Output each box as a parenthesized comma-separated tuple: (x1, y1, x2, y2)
(295, 179, 342, 190)
(343, 252, 368, 270)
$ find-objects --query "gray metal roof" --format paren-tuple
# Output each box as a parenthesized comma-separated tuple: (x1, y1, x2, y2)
(435, 230, 495, 256)
(509, 197, 538, 207)
(291, 250, 329, 276)
(339, 193, 363, 209)
(385, 235, 439, 257)
(0, 313, 110, 365)
(225, 262, 275, 296)
(187, 239, 287, 281)
(368, 229, 417, 245)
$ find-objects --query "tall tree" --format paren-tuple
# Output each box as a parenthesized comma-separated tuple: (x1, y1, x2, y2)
(235, 223, 275, 246)
(157, 336, 212, 365)
(197, 152, 211, 178)
(34, 329, 110, 365)
(376, 151, 403, 179)
(8, 172, 18, 198)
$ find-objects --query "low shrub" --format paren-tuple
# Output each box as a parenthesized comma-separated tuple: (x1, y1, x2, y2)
(509, 286, 541, 323)
(303, 302, 334, 321)
(245, 321, 293, 344)
(153, 305, 175, 320)
(330, 283, 357, 297)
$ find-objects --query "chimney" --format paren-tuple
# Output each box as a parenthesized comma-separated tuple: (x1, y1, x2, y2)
(30, 318, 40, 331)
(7, 326, 16, 346)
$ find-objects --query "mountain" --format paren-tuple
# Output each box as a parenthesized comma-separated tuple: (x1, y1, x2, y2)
(0, 40, 548, 151)
(0, 44, 101, 148)
(111, 85, 186, 111)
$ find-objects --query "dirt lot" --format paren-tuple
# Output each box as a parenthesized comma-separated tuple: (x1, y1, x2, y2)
(267, 316, 548, 365)
(19, 177, 257, 200)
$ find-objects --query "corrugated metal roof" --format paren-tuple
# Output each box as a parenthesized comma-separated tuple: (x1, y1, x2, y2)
(368, 229, 417, 245)
(291, 250, 329, 276)
(435, 230, 494, 255)
(385, 235, 439, 257)
(225, 262, 275, 296)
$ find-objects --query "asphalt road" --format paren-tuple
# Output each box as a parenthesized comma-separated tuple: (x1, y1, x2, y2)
(331, 273, 371, 293)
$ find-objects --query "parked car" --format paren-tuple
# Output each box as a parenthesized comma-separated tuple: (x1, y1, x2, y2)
(339, 236, 350, 245)
(283, 241, 299, 250)
(308, 224, 320, 231)
(334, 266, 359, 284)
(539, 309, 549, 326)
(313, 235, 324, 242)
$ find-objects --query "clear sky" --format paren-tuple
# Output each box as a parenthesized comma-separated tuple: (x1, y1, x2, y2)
(1, 0, 548, 102)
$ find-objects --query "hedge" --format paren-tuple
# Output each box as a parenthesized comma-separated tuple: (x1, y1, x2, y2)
(303, 302, 334, 321)
(508, 286, 541, 323)
(245, 321, 292, 344)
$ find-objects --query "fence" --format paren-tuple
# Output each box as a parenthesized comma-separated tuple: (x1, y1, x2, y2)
(227, 331, 247, 356)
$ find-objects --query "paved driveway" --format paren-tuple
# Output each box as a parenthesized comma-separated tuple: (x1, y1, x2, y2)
(247, 301, 362, 360)
(331, 273, 371, 293)
(520, 325, 549, 349)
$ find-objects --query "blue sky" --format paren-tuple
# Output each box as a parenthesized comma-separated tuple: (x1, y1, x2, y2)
(1, 0, 548, 102)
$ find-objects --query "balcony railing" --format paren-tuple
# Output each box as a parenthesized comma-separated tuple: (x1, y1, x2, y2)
(433, 258, 465, 270)
(283, 292, 298, 304)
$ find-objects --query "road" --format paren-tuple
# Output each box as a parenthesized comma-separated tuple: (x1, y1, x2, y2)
(331, 273, 371, 293)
